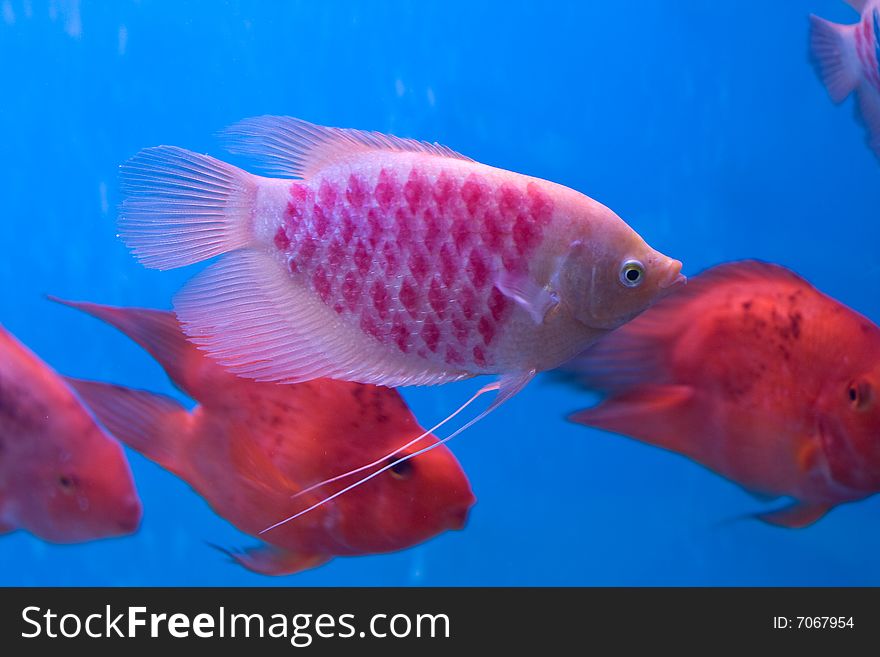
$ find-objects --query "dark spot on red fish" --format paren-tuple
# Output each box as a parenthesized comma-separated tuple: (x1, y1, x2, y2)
(452, 220, 472, 253)
(473, 345, 488, 367)
(460, 288, 477, 321)
(366, 208, 383, 248)
(788, 312, 803, 340)
(327, 239, 346, 268)
(446, 346, 464, 365)
(360, 313, 383, 341)
(484, 209, 505, 250)
(297, 234, 317, 265)
(394, 207, 414, 243)
(339, 208, 356, 245)
(452, 317, 469, 345)
(423, 207, 444, 253)
(741, 300, 753, 312)
(382, 242, 400, 277)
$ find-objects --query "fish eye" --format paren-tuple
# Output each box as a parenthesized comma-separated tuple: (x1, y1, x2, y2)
(57, 475, 77, 493)
(847, 381, 873, 410)
(619, 260, 645, 288)
(386, 457, 414, 480)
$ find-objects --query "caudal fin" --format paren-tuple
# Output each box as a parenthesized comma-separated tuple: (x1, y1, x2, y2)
(65, 378, 192, 474)
(119, 146, 258, 270)
(809, 15, 859, 104)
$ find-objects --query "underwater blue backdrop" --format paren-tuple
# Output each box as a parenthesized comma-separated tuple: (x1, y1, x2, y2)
(1, 0, 878, 585)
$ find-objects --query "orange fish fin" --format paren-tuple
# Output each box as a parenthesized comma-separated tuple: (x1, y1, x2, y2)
(173, 249, 469, 386)
(51, 298, 205, 398)
(756, 502, 831, 529)
(569, 384, 695, 451)
(65, 378, 191, 475)
(220, 115, 473, 179)
(565, 260, 810, 393)
(211, 542, 330, 577)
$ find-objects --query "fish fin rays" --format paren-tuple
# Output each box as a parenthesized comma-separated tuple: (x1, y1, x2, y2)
(65, 378, 191, 474)
(220, 115, 473, 179)
(119, 146, 259, 270)
(209, 542, 330, 576)
(495, 271, 559, 324)
(174, 249, 469, 387)
(809, 15, 859, 104)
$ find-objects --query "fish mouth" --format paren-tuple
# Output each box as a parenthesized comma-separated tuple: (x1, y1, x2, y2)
(659, 259, 686, 290)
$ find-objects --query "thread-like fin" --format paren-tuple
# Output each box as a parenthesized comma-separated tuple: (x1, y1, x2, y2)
(221, 115, 473, 179)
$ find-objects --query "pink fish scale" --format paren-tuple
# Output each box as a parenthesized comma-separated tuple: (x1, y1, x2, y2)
(279, 165, 554, 370)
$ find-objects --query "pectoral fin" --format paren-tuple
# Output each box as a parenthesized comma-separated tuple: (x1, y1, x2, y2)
(495, 271, 559, 324)
(756, 502, 831, 529)
(211, 542, 331, 576)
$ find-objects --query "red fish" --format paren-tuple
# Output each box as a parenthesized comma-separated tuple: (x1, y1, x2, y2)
(565, 261, 880, 528)
(118, 116, 683, 407)
(59, 300, 476, 576)
(810, 0, 880, 158)
(0, 325, 141, 543)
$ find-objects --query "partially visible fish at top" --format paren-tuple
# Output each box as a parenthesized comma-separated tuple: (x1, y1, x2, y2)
(119, 116, 684, 411)
(56, 299, 475, 576)
(810, 0, 880, 158)
(562, 261, 880, 528)
(0, 324, 141, 543)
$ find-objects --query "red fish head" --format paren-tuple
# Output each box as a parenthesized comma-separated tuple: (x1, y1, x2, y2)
(24, 424, 142, 544)
(557, 227, 685, 331)
(327, 392, 476, 553)
(816, 326, 880, 493)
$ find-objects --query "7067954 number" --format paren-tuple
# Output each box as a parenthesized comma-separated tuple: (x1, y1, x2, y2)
(797, 617, 854, 629)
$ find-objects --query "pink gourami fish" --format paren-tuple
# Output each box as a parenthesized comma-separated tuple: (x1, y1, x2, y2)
(0, 325, 141, 543)
(810, 0, 880, 158)
(119, 116, 684, 409)
(564, 261, 880, 528)
(57, 300, 475, 576)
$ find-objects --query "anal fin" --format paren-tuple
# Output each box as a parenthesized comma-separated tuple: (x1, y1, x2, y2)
(211, 542, 331, 576)
(756, 502, 831, 529)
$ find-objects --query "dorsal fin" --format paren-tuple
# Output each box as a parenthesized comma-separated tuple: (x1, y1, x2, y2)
(220, 115, 473, 179)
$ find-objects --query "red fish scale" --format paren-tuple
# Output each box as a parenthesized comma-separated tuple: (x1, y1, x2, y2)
(277, 166, 553, 369)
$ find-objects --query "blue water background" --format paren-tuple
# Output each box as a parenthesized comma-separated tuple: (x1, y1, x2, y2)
(1, 0, 878, 585)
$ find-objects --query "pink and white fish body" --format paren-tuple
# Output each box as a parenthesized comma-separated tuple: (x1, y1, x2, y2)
(810, 0, 880, 157)
(122, 117, 684, 397)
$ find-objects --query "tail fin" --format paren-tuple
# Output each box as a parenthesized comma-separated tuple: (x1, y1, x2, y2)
(119, 146, 259, 270)
(50, 298, 211, 398)
(66, 378, 191, 474)
(809, 15, 859, 103)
